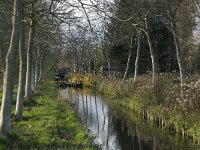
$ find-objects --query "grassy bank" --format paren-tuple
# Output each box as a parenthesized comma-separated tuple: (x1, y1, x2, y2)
(0, 82, 93, 149)
(93, 75, 200, 143)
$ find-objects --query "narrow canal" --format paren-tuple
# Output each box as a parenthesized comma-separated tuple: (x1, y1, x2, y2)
(60, 88, 199, 150)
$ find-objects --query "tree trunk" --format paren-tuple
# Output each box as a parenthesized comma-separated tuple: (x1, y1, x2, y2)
(143, 17, 157, 85)
(171, 21, 186, 86)
(88, 61, 91, 74)
(35, 49, 39, 84)
(134, 30, 141, 81)
(93, 60, 96, 75)
(142, 28, 157, 85)
(32, 50, 36, 90)
(25, 19, 35, 99)
(31, 62, 35, 90)
(38, 54, 43, 82)
(15, 2, 26, 120)
(166, 1, 186, 86)
(146, 31, 157, 80)
(74, 47, 79, 73)
(0, 49, 3, 89)
(107, 59, 111, 76)
(121, 35, 134, 84)
(0, 0, 21, 135)
(35, 48, 43, 83)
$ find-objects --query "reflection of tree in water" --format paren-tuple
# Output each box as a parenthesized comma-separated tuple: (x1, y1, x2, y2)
(106, 116, 110, 149)
(94, 92, 100, 135)
(102, 101, 106, 142)
(111, 109, 188, 150)
(113, 119, 147, 150)
(89, 93, 93, 128)
(85, 94, 88, 126)
(81, 91, 86, 125)
(63, 88, 194, 150)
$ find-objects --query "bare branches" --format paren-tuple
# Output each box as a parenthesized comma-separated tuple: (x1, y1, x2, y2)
(78, 0, 93, 32)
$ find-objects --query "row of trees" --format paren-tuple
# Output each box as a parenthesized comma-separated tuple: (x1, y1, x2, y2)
(102, 0, 199, 85)
(0, 0, 111, 136)
(1, 0, 200, 136)
(63, 0, 200, 86)
(0, 0, 75, 135)
(62, 26, 102, 74)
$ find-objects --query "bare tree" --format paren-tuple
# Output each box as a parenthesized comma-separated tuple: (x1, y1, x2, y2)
(165, 0, 186, 86)
(0, 1, 12, 89)
(0, 0, 22, 135)
(25, 18, 35, 99)
(134, 30, 142, 81)
(15, 2, 26, 120)
(121, 35, 134, 84)
(141, 15, 158, 84)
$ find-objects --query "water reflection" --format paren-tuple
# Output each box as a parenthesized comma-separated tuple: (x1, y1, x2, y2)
(60, 88, 199, 150)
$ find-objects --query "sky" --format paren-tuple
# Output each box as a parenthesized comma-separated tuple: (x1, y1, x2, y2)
(57, 0, 112, 42)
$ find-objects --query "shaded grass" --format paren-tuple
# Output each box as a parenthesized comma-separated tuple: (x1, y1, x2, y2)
(0, 82, 93, 149)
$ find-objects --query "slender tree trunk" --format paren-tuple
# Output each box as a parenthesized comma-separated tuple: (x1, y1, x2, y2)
(35, 49, 43, 83)
(146, 31, 157, 81)
(25, 19, 35, 99)
(74, 47, 79, 73)
(0, 0, 21, 135)
(107, 59, 110, 76)
(143, 17, 157, 85)
(134, 30, 141, 81)
(168, 45, 171, 73)
(38, 54, 43, 82)
(31, 62, 35, 90)
(0, 49, 3, 89)
(121, 35, 134, 84)
(88, 61, 91, 74)
(171, 21, 186, 86)
(35, 49, 39, 84)
(31, 50, 37, 90)
(35, 53, 40, 84)
(143, 29, 157, 84)
(15, 2, 26, 120)
(166, 1, 186, 86)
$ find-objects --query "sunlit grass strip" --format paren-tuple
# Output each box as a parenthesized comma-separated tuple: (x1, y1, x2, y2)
(0, 83, 93, 149)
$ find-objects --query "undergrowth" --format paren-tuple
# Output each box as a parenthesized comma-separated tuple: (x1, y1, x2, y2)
(94, 74, 200, 143)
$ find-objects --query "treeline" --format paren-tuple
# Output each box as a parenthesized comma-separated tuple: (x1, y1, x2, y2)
(0, 0, 106, 137)
(62, 0, 200, 86)
(102, 0, 200, 84)
(0, 0, 70, 135)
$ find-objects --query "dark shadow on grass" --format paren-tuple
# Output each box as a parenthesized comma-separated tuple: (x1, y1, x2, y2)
(0, 133, 31, 149)
(23, 99, 38, 107)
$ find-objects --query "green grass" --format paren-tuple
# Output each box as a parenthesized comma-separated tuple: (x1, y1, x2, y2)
(0, 82, 93, 149)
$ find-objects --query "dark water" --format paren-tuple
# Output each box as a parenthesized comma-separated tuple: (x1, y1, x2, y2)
(60, 88, 199, 150)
